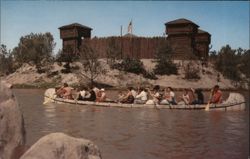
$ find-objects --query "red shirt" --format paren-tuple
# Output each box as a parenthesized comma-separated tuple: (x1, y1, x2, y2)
(211, 90, 222, 104)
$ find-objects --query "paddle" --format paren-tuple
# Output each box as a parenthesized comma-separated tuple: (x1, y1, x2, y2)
(205, 102, 210, 111)
(205, 89, 213, 111)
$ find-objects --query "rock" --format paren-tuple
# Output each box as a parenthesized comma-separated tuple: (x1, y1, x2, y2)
(20, 133, 102, 159)
(0, 81, 26, 159)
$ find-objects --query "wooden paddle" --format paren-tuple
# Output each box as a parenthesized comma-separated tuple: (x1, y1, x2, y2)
(205, 102, 210, 111)
(205, 89, 213, 111)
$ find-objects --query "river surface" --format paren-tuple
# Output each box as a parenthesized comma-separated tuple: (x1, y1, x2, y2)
(13, 89, 249, 159)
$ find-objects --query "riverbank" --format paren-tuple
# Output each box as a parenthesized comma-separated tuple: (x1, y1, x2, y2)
(1, 59, 246, 90)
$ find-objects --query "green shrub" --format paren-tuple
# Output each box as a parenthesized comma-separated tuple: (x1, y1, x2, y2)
(153, 43, 177, 75)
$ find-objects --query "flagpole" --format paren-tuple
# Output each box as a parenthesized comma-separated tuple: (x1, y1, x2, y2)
(120, 25, 123, 59)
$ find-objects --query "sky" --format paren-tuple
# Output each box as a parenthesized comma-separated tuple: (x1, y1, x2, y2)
(1, 1, 249, 54)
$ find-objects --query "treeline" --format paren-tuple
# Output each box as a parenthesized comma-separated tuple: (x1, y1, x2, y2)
(209, 45, 250, 87)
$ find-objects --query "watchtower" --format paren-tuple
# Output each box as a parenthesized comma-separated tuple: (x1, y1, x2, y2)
(59, 23, 92, 55)
(165, 18, 199, 59)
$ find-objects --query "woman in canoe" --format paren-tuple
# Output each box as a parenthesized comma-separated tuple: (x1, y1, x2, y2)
(146, 85, 161, 104)
(160, 87, 177, 105)
(120, 87, 135, 104)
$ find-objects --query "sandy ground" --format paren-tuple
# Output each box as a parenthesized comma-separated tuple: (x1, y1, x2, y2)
(2, 59, 237, 89)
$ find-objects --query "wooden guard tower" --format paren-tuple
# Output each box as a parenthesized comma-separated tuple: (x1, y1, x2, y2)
(59, 23, 92, 54)
(165, 18, 210, 59)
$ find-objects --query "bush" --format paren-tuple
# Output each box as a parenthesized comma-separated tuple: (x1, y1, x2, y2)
(183, 61, 200, 80)
(153, 43, 177, 75)
(112, 57, 145, 74)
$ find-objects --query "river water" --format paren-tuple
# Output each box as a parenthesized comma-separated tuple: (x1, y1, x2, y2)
(13, 89, 249, 159)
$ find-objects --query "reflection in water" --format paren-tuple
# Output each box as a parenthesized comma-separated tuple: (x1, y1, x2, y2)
(13, 89, 249, 159)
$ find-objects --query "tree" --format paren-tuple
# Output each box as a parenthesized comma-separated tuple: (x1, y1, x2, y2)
(0, 44, 14, 75)
(153, 43, 177, 75)
(78, 43, 106, 86)
(106, 37, 121, 66)
(214, 45, 241, 81)
(12, 32, 56, 71)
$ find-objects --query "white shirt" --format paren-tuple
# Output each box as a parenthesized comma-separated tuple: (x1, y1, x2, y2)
(136, 91, 148, 101)
(131, 90, 137, 98)
(80, 90, 86, 98)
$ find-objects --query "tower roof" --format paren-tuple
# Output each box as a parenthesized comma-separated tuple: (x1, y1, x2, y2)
(59, 23, 92, 30)
(198, 29, 210, 35)
(165, 18, 199, 27)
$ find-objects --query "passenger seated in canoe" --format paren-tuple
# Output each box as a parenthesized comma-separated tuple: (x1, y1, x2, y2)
(134, 87, 148, 104)
(76, 86, 88, 101)
(56, 83, 73, 99)
(96, 88, 107, 102)
(178, 88, 190, 105)
(130, 87, 137, 98)
(83, 86, 96, 102)
(188, 88, 196, 104)
(146, 85, 161, 105)
(209, 85, 222, 104)
(160, 87, 177, 105)
(120, 87, 135, 104)
(191, 89, 204, 104)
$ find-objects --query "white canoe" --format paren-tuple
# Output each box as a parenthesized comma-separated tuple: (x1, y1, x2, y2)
(43, 88, 246, 111)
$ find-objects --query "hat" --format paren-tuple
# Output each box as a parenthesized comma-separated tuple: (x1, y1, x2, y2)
(100, 88, 105, 91)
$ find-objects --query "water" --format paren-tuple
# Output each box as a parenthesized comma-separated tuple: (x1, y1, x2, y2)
(13, 89, 249, 159)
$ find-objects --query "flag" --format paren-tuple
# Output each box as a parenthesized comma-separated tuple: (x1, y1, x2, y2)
(127, 20, 132, 34)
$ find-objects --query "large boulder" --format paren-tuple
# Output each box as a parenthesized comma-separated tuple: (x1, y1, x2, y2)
(0, 81, 26, 159)
(20, 133, 102, 159)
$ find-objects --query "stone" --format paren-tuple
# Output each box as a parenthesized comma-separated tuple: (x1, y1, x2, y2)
(20, 133, 102, 159)
(0, 80, 26, 159)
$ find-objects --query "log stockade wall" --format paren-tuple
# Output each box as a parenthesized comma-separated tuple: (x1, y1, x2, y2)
(83, 37, 167, 59)
(59, 19, 211, 60)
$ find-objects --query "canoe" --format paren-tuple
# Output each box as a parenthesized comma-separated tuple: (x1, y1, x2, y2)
(43, 88, 246, 111)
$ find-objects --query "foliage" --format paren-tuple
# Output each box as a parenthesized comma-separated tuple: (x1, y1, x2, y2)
(213, 45, 242, 81)
(153, 43, 177, 75)
(0, 44, 14, 75)
(106, 37, 121, 66)
(112, 57, 158, 79)
(12, 32, 55, 72)
(183, 61, 200, 80)
(239, 50, 250, 80)
(79, 43, 106, 85)
(113, 57, 144, 74)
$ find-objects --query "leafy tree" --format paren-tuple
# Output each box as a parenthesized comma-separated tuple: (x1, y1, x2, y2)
(153, 43, 177, 75)
(239, 49, 250, 80)
(0, 44, 14, 75)
(12, 32, 56, 71)
(78, 43, 106, 86)
(214, 45, 241, 81)
(106, 37, 121, 66)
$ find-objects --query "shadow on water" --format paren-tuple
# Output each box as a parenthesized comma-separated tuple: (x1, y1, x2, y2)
(13, 89, 249, 159)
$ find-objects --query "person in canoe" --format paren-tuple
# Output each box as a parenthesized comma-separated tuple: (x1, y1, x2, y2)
(192, 89, 204, 104)
(120, 87, 135, 104)
(146, 85, 161, 104)
(209, 85, 222, 104)
(83, 86, 96, 102)
(56, 83, 73, 99)
(134, 87, 148, 104)
(178, 88, 190, 105)
(96, 88, 107, 102)
(160, 87, 177, 105)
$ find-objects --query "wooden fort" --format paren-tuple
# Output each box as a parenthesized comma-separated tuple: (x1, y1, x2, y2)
(59, 18, 211, 59)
